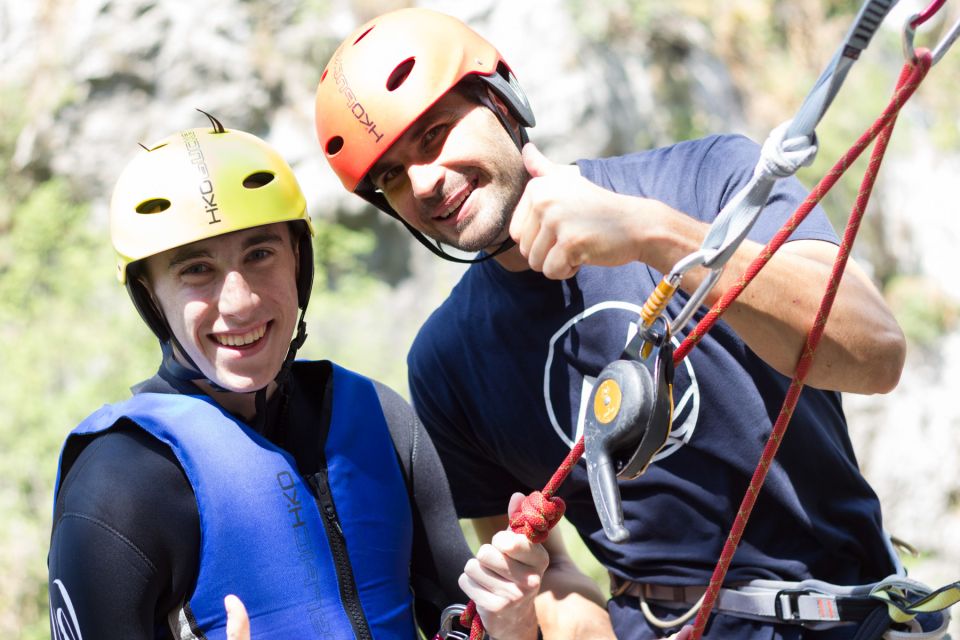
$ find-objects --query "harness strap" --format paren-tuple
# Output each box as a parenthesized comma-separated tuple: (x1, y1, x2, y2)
(611, 575, 955, 636)
(613, 579, 876, 627)
(873, 581, 960, 625)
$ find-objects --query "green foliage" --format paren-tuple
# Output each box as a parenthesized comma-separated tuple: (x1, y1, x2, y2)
(885, 275, 959, 347)
(312, 215, 377, 291)
(0, 101, 159, 635)
(0, 178, 161, 639)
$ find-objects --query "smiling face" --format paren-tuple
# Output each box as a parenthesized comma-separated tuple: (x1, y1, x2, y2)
(368, 89, 528, 253)
(142, 222, 300, 393)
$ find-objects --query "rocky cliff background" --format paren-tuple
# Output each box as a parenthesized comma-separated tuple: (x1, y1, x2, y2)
(1, 0, 958, 637)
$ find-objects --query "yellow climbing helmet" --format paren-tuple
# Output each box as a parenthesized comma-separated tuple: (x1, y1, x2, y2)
(111, 122, 313, 283)
(110, 116, 315, 341)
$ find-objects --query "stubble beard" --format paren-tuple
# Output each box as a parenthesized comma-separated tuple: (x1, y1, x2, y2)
(446, 162, 528, 253)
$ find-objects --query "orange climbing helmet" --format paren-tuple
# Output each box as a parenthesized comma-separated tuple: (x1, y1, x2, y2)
(314, 7, 535, 197)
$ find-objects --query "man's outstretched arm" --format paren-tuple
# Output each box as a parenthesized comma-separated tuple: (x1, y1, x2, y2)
(509, 142, 905, 394)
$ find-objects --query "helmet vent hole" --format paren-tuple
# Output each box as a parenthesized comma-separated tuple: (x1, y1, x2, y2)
(136, 198, 171, 214)
(243, 171, 275, 189)
(386, 58, 415, 92)
(353, 26, 374, 45)
(326, 136, 344, 156)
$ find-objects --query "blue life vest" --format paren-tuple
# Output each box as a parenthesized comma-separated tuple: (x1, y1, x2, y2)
(54, 362, 416, 639)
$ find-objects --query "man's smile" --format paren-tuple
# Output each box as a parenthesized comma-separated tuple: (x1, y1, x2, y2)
(211, 322, 269, 349)
(432, 177, 478, 222)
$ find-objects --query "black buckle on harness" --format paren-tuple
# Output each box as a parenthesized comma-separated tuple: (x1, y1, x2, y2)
(774, 588, 811, 622)
(774, 587, 887, 626)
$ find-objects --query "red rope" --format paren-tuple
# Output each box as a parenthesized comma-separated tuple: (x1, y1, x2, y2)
(674, 52, 931, 364)
(446, 49, 932, 640)
(687, 51, 932, 640)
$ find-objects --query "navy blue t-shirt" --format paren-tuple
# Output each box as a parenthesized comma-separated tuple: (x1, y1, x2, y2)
(408, 134, 894, 592)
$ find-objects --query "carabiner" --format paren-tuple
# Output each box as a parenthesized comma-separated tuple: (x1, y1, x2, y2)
(667, 249, 725, 338)
(910, 0, 946, 29)
(933, 15, 960, 63)
(436, 604, 471, 640)
(631, 250, 714, 360)
(903, 0, 960, 65)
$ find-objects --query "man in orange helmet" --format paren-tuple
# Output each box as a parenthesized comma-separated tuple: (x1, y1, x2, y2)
(315, 8, 911, 640)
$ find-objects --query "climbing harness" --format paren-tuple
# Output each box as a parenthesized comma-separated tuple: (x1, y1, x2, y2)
(446, 1, 960, 638)
(611, 575, 954, 638)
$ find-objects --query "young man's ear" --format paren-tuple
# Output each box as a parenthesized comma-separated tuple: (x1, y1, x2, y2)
(485, 87, 523, 139)
(136, 273, 165, 317)
(131, 264, 153, 302)
(293, 238, 300, 281)
(289, 223, 302, 281)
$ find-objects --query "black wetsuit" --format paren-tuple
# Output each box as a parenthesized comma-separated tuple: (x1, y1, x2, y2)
(48, 361, 471, 639)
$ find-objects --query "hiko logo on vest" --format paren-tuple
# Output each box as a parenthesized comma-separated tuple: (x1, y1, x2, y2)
(332, 54, 384, 144)
(276, 471, 330, 635)
(181, 130, 222, 225)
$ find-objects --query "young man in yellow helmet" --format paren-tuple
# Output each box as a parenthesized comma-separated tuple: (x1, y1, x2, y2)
(314, 8, 913, 640)
(47, 117, 548, 640)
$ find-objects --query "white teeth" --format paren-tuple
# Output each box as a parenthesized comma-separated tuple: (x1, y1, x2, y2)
(440, 189, 469, 219)
(215, 324, 266, 347)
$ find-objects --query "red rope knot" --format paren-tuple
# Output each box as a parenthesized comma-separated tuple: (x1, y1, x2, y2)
(508, 491, 566, 543)
(457, 601, 488, 640)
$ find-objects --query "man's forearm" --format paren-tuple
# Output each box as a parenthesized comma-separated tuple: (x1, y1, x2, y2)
(635, 206, 906, 393)
(534, 558, 615, 640)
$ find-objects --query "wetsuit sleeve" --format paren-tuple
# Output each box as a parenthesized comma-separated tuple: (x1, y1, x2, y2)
(48, 424, 200, 640)
(372, 381, 472, 633)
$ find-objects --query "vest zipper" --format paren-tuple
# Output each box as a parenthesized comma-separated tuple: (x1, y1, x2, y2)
(308, 470, 373, 640)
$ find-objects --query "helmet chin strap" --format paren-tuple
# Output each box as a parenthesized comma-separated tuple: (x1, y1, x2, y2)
(158, 307, 309, 397)
(156, 307, 308, 435)
(159, 336, 228, 391)
(476, 87, 530, 150)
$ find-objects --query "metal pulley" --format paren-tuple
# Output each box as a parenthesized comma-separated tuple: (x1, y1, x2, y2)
(584, 318, 674, 543)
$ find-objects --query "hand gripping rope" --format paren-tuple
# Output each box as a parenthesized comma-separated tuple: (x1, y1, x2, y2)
(436, 1, 960, 638)
(436, 447, 580, 639)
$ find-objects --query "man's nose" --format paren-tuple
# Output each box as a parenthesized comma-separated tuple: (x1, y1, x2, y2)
(218, 270, 256, 317)
(407, 162, 443, 201)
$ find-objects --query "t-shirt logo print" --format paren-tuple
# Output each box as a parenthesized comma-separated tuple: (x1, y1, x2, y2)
(543, 301, 699, 460)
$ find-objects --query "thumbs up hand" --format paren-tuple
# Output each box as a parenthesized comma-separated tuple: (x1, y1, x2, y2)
(509, 143, 649, 280)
